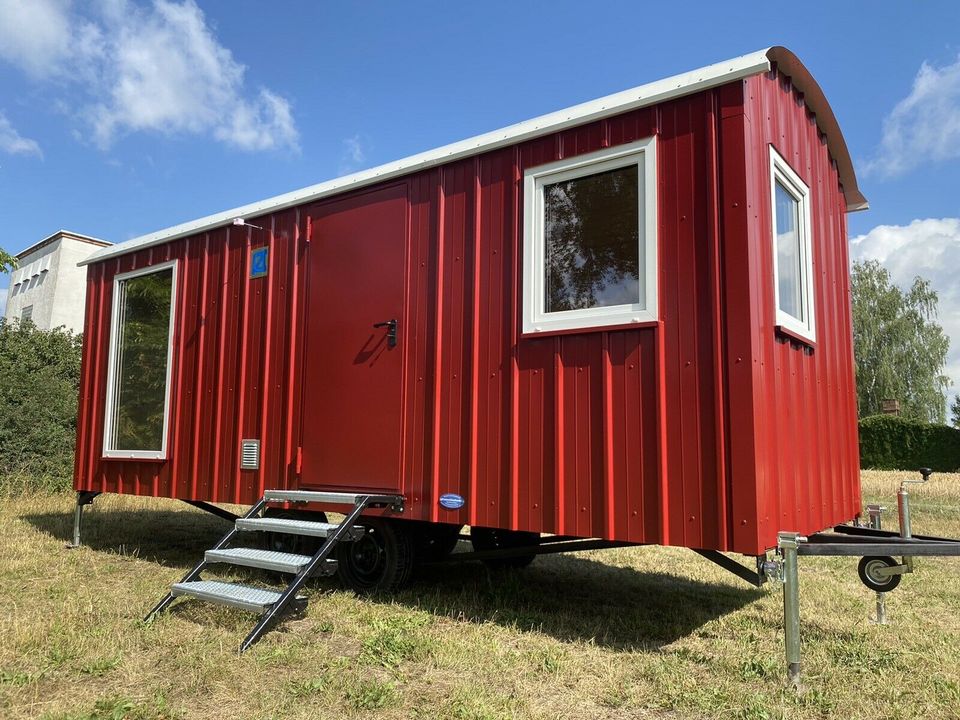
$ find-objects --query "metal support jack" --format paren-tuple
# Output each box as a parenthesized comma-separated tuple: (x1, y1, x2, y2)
(772, 468, 960, 687)
(777, 531, 804, 688)
(67, 491, 101, 548)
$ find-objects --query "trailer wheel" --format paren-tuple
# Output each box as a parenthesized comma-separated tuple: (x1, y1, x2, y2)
(262, 508, 328, 557)
(470, 527, 540, 568)
(411, 522, 462, 562)
(336, 518, 414, 593)
(857, 556, 902, 593)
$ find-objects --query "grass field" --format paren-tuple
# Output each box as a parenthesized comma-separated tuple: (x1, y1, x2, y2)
(1, 470, 959, 720)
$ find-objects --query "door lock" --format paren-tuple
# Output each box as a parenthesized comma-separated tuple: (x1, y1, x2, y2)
(373, 319, 398, 348)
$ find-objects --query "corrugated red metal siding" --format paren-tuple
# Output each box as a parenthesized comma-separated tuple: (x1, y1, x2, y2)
(396, 97, 729, 551)
(74, 75, 862, 555)
(74, 211, 307, 505)
(721, 70, 861, 553)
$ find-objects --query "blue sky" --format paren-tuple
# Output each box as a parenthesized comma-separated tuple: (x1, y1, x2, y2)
(1, 1, 959, 410)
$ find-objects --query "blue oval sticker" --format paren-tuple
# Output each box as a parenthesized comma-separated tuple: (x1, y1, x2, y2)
(439, 493, 465, 510)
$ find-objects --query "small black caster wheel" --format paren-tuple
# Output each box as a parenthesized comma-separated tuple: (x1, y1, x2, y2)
(858, 556, 902, 592)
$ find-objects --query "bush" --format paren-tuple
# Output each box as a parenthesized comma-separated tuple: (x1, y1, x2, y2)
(0, 319, 82, 492)
(859, 414, 960, 472)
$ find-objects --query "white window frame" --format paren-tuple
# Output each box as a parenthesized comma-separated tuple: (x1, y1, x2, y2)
(769, 146, 816, 342)
(522, 136, 658, 334)
(102, 260, 178, 460)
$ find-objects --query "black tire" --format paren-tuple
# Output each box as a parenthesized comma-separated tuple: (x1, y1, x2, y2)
(858, 556, 902, 592)
(470, 527, 540, 569)
(411, 522, 463, 563)
(336, 518, 415, 593)
(262, 508, 328, 557)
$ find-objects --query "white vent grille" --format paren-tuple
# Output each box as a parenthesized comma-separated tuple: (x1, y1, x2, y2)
(240, 440, 260, 470)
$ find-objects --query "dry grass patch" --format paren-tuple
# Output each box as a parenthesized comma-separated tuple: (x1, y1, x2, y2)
(0, 471, 958, 719)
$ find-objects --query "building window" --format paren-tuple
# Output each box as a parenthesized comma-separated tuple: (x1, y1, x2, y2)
(522, 137, 658, 334)
(20, 305, 33, 323)
(103, 261, 177, 459)
(770, 146, 815, 341)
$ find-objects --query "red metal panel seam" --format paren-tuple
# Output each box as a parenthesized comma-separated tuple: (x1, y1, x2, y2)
(74, 264, 97, 490)
(601, 332, 615, 538)
(430, 169, 446, 524)
(554, 337, 565, 535)
(705, 91, 730, 548)
(189, 233, 211, 499)
(81, 264, 104, 492)
(509, 148, 521, 529)
(211, 230, 232, 503)
(396, 184, 413, 500)
(285, 210, 304, 490)
(169, 238, 189, 498)
(468, 159, 482, 523)
(259, 216, 276, 497)
(234, 227, 252, 505)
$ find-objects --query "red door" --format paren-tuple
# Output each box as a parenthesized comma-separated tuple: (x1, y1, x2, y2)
(300, 184, 407, 492)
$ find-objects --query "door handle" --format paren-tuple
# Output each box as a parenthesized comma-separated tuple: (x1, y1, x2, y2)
(373, 319, 398, 348)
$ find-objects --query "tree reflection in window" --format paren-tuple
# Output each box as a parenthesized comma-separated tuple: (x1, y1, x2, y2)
(543, 165, 640, 313)
(110, 268, 173, 452)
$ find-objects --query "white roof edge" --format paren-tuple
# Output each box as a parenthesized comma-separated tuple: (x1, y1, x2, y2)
(82, 48, 775, 266)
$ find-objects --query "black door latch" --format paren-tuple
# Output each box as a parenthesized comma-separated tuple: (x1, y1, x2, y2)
(373, 319, 398, 348)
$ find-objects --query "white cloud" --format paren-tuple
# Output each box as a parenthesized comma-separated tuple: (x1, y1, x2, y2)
(339, 134, 368, 174)
(0, 112, 42, 157)
(851, 218, 960, 409)
(0, 0, 298, 152)
(864, 55, 960, 177)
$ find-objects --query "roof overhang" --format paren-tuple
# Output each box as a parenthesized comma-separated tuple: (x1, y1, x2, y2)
(18, 229, 111, 260)
(82, 46, 865, 267)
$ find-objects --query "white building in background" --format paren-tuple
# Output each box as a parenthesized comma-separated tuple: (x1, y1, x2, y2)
(3, 230, 111, 333)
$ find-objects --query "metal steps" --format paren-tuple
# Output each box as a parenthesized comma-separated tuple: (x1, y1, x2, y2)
(205, 547, 312, 574)
(144, 489, 405, 652)
(171, 580, 298, 612)
(235, 516, 365, 540)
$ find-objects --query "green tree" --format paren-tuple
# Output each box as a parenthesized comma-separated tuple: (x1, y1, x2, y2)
(0, 247, 16, 274)
(851, 259, 950, 423)
(0, 320, 83, 486)
(952, 394, 960, 429)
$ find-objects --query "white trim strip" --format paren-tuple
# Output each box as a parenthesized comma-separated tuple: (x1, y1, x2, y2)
(81, 48, 774, 266)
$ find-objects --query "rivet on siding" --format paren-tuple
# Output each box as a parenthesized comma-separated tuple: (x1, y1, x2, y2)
(533, 503, 539, 509)
(581, 506, 586, 512)
(689, 515, 696, 521)
(629, 364, 635, 370)
(632, 510, 638, 516)
(453, 374, 457, 379)
(741, 519, 748, 525)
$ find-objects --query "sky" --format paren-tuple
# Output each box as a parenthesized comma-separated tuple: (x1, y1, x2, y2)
(0, 0, 958, 410)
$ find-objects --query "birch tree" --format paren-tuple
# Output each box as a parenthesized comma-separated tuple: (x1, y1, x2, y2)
(851, 259, 950, 423)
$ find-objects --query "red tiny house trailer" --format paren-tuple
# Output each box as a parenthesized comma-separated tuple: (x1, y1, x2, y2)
(74, 47, 865, 558)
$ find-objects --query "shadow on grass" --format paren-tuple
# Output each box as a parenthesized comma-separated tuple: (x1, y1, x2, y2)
(24, 506, 762, 650)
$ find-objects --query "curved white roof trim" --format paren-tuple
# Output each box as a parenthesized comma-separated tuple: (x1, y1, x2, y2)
(766, 46, 867, 212)
(83, 46, 864, 266)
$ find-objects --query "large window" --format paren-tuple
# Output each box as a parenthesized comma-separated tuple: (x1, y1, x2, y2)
(770, 146, 815, 342)
(522, 137, 657, 334)
(103, 261, 177, 459)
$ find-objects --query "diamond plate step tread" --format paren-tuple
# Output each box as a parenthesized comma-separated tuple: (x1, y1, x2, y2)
(235, 516, 365, 540)
(204, 547, 313, 574)
(170, 580, 303, 613)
